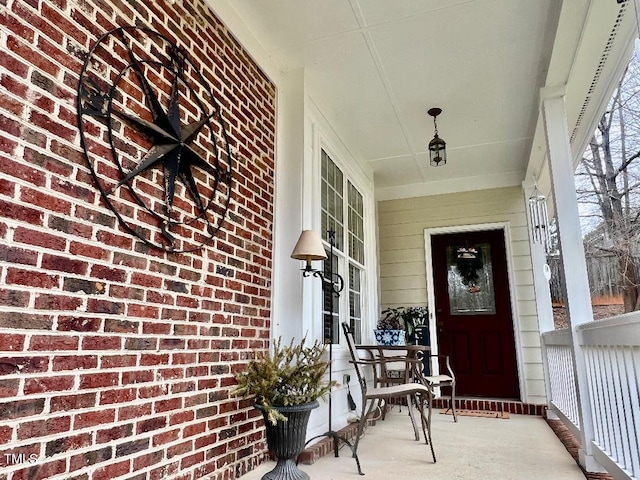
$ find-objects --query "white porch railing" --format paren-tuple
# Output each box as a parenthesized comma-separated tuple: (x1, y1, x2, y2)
(541, 312, 640, 480)
(542, 329, 581, 436)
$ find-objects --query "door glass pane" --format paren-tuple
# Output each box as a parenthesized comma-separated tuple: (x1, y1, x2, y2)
(446, 243, 496, 315)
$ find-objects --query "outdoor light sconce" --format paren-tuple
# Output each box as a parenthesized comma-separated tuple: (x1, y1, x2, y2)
(290, 229, 327, 276)
(290, 230, 344, 292)
(428, 107, 447, 166)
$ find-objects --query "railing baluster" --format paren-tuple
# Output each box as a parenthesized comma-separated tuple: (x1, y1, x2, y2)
(603, 345, 616, 461)
(608, 347, 623, 466)
(624, 346, 640, 478)
(614, 347, 631, 472)
(592, 346, 607, 455)
(584, 346, 601, 446)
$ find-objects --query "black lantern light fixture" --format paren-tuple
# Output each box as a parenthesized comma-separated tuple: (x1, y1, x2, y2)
(428, 107, 447, 167)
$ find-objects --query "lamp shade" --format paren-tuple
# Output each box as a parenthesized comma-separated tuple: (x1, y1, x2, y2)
(291, 230, 327, 262)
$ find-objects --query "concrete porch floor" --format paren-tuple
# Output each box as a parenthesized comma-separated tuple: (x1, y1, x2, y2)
(241, 408, 586, 480)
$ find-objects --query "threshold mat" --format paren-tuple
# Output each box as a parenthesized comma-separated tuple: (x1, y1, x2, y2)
(441, 409, 510, 419)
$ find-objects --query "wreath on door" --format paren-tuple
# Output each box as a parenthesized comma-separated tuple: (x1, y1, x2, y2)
(454, 245, 483, 292)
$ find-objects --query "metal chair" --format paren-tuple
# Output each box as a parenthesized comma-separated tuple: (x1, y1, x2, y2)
(422, 354, 457, 422)
(414, 325, 457, 422)
(341, 322, 436, 472)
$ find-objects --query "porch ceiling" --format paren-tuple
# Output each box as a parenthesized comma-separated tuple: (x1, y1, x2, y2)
(215, 0, 636, 200)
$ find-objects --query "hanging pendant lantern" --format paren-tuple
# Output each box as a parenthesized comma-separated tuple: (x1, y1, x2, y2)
(428, 108, 447, 166)
(528, 183, 551, 252)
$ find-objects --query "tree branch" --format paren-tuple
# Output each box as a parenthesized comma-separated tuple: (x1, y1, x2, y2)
(617, 149, 640, 173)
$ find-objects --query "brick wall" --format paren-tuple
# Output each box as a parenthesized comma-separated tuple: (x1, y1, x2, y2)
(0, 1, 276, 479)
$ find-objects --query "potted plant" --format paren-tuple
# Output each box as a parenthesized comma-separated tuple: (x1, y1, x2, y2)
(233, 336, 336, 480)
(376, 306, 429, 345)
(374, 309, 406, 345)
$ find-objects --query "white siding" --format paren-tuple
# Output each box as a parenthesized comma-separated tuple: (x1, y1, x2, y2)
(378, 186, 546, 404)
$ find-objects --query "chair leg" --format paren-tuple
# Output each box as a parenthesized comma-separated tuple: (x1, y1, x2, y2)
(440, 384, 458, 422)
(405, 394, 420, 441)
(417, 393, 436, 463)
(353, 406, 368, 453)
(450, 383, 457, 422)
(362, 395, 380, 424)
(353, 397, 378, 474)
(345, 403, 366, 476)
(418, 395, 428, 442)
(381, 391, 389, 419)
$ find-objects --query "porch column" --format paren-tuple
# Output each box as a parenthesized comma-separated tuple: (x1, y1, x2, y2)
(271, 68, 308, 343)
(540, 86, 602, 472)
(522, 180, 557, 416)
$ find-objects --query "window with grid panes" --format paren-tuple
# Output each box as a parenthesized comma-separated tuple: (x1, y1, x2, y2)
(349, 264, 362, 344)
(348, 182, 364, 343)
(320, 150, 365, 344)
(321, 151, 344, 250)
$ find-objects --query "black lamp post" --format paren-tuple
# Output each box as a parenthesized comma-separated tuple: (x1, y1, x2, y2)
(290, 229, 363, 475)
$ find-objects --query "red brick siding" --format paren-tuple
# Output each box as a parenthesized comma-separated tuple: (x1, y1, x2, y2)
(0, 0, 274, 479)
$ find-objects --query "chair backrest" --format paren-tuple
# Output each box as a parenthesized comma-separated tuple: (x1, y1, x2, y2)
(377, 348, 410, 383)
(341, 322, 368, 395)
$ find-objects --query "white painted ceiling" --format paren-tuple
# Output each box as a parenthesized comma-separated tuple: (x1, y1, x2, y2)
(220, 0, 635, 200)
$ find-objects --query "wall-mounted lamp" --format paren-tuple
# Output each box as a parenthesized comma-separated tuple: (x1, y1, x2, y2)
(428, 107, 447, 167)
(290, 229, 327, 274)
(291, 229, 344, 292)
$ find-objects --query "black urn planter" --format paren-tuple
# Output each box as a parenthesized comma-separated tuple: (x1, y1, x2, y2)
(256, 400, 319, 480)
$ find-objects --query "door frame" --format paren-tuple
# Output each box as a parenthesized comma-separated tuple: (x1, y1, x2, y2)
(423, 222, 526, 401)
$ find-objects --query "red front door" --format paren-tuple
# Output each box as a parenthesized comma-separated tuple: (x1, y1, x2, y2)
(431, 229, 520, 399)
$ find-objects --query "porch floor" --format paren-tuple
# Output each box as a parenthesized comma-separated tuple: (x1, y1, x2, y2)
(241, 408, 586, 480)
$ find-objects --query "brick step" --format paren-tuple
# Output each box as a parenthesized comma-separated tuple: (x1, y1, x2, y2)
(433, 398, 546, 416)
(547, 419, 614, 480)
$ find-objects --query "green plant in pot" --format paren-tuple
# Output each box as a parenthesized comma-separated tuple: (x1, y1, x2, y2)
(378, 306, 429, 345)
(233, 336, 336, 480)
(375, 309, 406, 345)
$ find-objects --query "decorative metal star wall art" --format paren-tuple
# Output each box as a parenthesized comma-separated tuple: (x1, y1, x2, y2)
(77, 26, 233, 253)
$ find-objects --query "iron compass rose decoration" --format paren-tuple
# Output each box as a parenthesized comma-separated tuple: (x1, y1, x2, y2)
(77, 26, 233, 252)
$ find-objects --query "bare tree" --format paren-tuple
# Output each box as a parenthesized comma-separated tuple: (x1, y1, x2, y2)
(576, 50, 640, 312)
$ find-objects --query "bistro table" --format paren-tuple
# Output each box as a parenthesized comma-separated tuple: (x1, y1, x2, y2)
(355, 344, 431, 387)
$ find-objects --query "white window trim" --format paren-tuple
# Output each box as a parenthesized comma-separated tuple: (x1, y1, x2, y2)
(303, 101, 378, 354)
